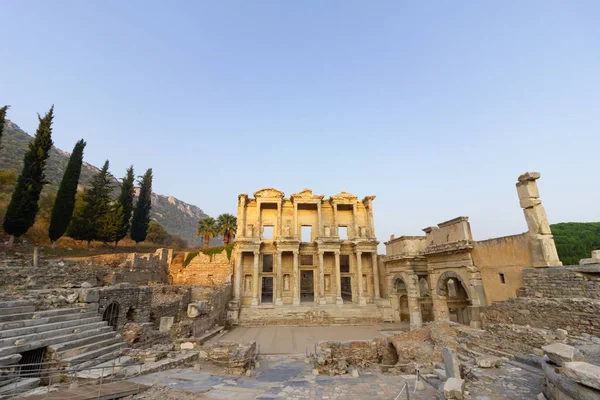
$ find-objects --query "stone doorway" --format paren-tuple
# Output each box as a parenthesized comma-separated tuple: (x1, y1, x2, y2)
(261, 277, 273, 303)
(103, 302, 120, 330)
(341, 276, 352, 302)
(300, 270, 314, 303)
(399, 295, 409, 322)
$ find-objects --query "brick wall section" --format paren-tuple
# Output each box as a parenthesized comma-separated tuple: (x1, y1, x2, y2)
(519, 265, 600, 299)
(150, 286, 192, 327)
(98, 285, 153, 329)
(170, 250, 232, 286)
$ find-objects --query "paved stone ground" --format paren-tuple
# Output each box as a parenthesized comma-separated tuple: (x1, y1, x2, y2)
(129, 354, 437, 399)
(214, 324, 408, 354)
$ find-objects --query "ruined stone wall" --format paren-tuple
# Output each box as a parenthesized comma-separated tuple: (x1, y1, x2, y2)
(150, 285, 192, 327)
(519, 265, 600, 299)
(98, 285, 153, 329)
(190, 284, 232, 330)
(486, 296, 600, 337)
(170, 249, 232, 286)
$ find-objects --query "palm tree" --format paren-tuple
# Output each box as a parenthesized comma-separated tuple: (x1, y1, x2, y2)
(217, 213, 237, 245)
(197, 217, 217, 249)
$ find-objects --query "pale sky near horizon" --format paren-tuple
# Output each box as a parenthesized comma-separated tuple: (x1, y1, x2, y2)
(1, 1, 599, 248)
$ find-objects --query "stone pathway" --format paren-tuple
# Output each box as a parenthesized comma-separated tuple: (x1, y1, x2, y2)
(129, 355, 437, 399)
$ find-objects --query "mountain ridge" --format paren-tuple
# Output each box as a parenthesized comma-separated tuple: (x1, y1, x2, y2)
(0, 120, 207, 245)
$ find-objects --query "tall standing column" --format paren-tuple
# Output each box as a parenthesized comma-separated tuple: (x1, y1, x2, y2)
(318, 250, 326, 305)
(234, 252, 243, 300)
(332, 202, 338, 237)
(294, 202, 299, 238)
(276, 201, 282, 239)
(257, 201, 262, 239)
(238, 195, 247, 238)
(275, 250, 283, 305)
(292, 250, 300, 305)
(251, 251, 260, 306)
(334, 250, 343, 305)
(356, 250, 366, 305)
(371, 252, 380, 300)
(317, 202, 322, 238)
(352, 203, 359, 238)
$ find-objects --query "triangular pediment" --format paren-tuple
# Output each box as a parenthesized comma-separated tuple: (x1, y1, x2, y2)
(330, 191, 358, 201)
(291, 188, 324, 201)
(253, 188, 285, 199)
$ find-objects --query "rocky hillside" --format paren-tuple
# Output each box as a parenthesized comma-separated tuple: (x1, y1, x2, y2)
(0, 120, 208, 245)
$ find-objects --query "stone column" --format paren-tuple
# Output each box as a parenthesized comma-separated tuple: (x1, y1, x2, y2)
(276, 202, 282, 238)
(238, 195, 247, 238)
(516, 172, 562, 267)
(257, 201, 262, 239)
(318, 250, 326, 305)
(356, 251, 366, 305)
(352, 203, 359, 238)
(294, 202, 299, 238)
(334, 250, 343, 305)
(292, 250, 300, 305)
(371, 252, 380, 300)
(275, 250, 283, 305)
(367, 200, 375, 237)
(406, 274, 422, 330)
(332, 201, 338, 237)
(432, 295, 450, 321)
(234, 252, 243, 300)
(317, 201, 322, 238)
(251, 251, 260, 306)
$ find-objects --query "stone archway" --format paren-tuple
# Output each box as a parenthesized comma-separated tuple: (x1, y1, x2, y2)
(437, 271, 471, 325)
(390, 276, 409, 323)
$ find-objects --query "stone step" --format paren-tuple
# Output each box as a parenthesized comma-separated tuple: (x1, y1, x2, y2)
(0, 305, 36, 316)
(58, 336, 122, 359)
(0, 320, 108, 349)
(0, 303, 98, 323)
(0, 300, 34, 309)
(64, 342, 128, 367)
(118, 352, 198, 378)
(0, 326, 113, 357)
(0, 309, 100, 331)
(70, 348, 128, 371)
(0, 377, 40, 395)
(48, 331, 117, 355)
(0, 316, 103, 340)
(0, 354, 21, 367)
(75, 356, 134, 380)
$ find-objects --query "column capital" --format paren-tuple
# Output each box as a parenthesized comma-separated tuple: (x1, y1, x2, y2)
(318, 250, 325, 256)
(356, 250, 362, 256)
(293, 250, 299, 255)
(334, 250, 340, 255)
(253, 250, 260, 256)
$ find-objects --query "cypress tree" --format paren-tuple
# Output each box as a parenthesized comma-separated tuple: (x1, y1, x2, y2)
(114, 166, 135, 247)
(3, 106, 54, 246)
(0, 105, 9, 151)
(48, 139, 86, 246)
(66, 160, 114, 248)
(130, 168, 153, 249)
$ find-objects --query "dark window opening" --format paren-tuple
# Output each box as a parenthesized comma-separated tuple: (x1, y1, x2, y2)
(126, 307, 136, 322)
(102, 302, 120, 330)
(301, 270, 314, 302)
(261, 277, 273, 303)
(340, 255, 350, 273)
(262, 254, 273, 272)
(341, 276, 352, 301)
(18, 347, 46, 378)
(300, 254, 313, 266)
(499, 273, 506, 284)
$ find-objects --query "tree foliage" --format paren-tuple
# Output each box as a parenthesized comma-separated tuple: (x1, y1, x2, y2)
(146, 221, 168, 244)
(48, 139, 86, 243)
(66, 160, 114, 245)
(131, 168, 153, 244)
(3, 106, 54, 238)
(114, 166, 135, 246)
(217, 213, 237, 245)
(0, 105, 8, 151)
(197, 216, 218, 249)
(551, 222, 600, 265)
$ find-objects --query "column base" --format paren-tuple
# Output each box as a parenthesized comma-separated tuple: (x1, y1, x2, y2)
(251, 298, 259, 307)
(292, 298, 300, 306)
(335, 297, 344, 306)
(318, 297, 327, 305)
(358, 297, 367, 306)
(275, 298, 283, 306)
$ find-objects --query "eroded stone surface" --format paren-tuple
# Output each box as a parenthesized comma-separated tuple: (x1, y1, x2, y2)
(542, 343, 583, 366)
(563, 362, 600, 390)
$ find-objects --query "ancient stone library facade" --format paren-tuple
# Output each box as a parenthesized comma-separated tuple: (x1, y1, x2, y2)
(229, 173, 564, 327)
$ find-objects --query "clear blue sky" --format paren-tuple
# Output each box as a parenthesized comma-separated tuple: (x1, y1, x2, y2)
(1, 1, 599, 248)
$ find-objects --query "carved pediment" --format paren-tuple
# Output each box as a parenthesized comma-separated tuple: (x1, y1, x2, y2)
(253, 188, 285, 199)
(291, 188, 324, 202)
(330, 191, 358, 202)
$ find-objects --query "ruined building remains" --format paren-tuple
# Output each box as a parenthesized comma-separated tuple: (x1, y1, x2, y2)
(381, 172, 562, 330)
(229, 189, 382, 325)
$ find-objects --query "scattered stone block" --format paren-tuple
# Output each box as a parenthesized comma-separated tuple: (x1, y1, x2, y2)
(415, 380, 425, 391)
(312, 368, 319, 376)
(78, 288, 99, 303)
(435, 368, 447, 381)
(443, 378, 465, 399)
(443, 347, 461, 378)
(476, 355, 502, 368)
(563, 362, 600, 391)
(537, 393, 547, 400)
(180, 342, 194, 350)
(187, 304, 200, 318)
(556, 329, 568, 341)
(351, 369, 359, 378)
(159, 316, 174, 333)
(542, 343, 583, 366)
(81, 281, 93, 288)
